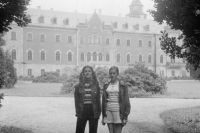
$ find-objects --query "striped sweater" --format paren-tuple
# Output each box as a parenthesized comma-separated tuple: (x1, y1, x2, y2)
(106, 81, 120, 111)
(84, 84, 92, 104)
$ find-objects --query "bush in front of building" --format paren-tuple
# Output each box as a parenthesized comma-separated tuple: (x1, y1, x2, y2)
(119, 62, 167, 97)
(18, 75, 34, 81)
(60, 63, 167, 97)
(33, 71, 65, 83)
(0, 48, 17, 89)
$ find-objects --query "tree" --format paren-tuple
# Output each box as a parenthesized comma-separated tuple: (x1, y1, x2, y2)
(149, 0, 200, 70)
(0, 0, 31, 33)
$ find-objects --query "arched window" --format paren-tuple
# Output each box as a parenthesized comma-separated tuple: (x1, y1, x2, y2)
(148, 41, 152, 47)
(139, 54, 143, 62)
(89, 36, 92, 44)
(56, 69, 60, 76)
(87, 53, 91, 62)
(11, 31, 16, 40)
(127, 39, 131, 46)
(38, 16, 44, 23)
(139, 40, 142, 47)
(12, 49, 16, 60)
(160, 55, 163, 63)
(106, 53, 110, 61)
(116, 39, 120, 46)
(28, 50, 32, 60)
(172, 70, 175, 76)
(27, 33, 33, 41)
(99, 53, 103, 61)
(93, 36, 97, 44)
(56, 51, 60, 61)
(68, 52, 72, 61)
(80, 52, 84, 61)
(52, 17, 57, 24)
(40, 34, 45, 42)
(106, 38, 110, 45)
(27, 14, 31, 20)
(64, 18, 69, 25)
(28, 69, 32, 76)
(127, 54, 131, 63)
(68, 36, 72, 43)
(97, 37, 101, 44)
(148, 54, 152, 63)
(117, 53, 120, 62)
(80, 36, 84, 44)
(41, 69, 45, 75)
(93, 52, 97, 61)
(56, 35, 61, 42)
(41, 51, 45, 61)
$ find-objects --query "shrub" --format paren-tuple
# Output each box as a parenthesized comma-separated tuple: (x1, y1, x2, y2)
(60, 63, 167, 97)
(0, 93, 3, 108)
(119, 63, 167, 96)
(18, 75, 34, 81)
(60, 73, 79, 94)
(33, 71, 65, 83)
(0, 126, 33, 133)
(160, 107, 200, 133)
(0, 48, 17, 89)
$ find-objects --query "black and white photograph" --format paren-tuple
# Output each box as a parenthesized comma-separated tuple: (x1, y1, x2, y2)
(0, 0, 200, 133)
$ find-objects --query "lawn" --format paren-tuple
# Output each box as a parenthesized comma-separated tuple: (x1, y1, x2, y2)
(160, 106, 200, 133)
(0, 80, 64, 97)
(0, 80, 200, 98)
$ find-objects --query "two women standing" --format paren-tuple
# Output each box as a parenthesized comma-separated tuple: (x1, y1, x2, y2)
(74, 66, 131, 133)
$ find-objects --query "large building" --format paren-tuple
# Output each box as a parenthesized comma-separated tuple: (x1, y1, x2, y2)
(3, 0, 189, 77)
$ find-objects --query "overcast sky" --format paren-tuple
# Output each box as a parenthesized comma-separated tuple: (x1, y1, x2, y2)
(29, 0, 154, 18)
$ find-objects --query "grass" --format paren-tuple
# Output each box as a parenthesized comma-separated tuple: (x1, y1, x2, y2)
(0, 126, 33, 133)
(1, 80, 200, 99)
(148, 80, 200, 99)
(160, 107, 200, 133)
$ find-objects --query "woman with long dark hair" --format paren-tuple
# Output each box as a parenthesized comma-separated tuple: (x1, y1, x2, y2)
(74, 65, 101, 133)
(102, 66, 131, 133)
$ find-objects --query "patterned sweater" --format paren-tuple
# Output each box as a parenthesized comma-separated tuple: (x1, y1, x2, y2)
(106, 81, 120, 111)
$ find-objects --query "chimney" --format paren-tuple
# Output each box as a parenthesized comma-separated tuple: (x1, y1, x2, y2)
(51, 8, 53, 11)
(38, 6, 41, 9)
(98, 9, 102, 15)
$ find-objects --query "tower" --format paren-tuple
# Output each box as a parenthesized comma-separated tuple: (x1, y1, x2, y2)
(127, 0, 147, 19)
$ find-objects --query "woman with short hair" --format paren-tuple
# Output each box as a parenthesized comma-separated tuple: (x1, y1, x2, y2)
(102, 66, 131, 133)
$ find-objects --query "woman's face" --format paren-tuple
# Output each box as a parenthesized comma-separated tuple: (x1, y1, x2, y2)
(83, 67, 92, 78)
(109, 69, 118, 82)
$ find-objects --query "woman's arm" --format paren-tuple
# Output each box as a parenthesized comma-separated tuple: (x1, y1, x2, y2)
(123, 86, 131, 120)
(74, 85, 79, 113)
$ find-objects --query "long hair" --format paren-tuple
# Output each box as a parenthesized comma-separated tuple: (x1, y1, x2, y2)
(79, 65, 99, 86)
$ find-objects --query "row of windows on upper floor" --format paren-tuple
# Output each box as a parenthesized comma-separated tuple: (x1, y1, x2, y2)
(26, 68, 187, 77)
(27, 15, 150, 31)
(10, 31, 153, 47)
(11, 49, 186, 64)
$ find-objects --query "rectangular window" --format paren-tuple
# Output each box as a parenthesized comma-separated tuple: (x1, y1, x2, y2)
(116, 39, 120, 46)
(28, 69, 32, 76)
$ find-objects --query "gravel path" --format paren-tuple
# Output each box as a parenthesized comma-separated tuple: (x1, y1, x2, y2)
(1, 97, 200, 133)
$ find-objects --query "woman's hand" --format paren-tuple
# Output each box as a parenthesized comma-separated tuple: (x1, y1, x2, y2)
(122, 119, 128, 126)
(101, 118, 105, 125)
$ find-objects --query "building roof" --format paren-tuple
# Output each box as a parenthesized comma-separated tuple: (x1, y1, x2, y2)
(130, 0, 144, 6)
(26, 8, 166, 35)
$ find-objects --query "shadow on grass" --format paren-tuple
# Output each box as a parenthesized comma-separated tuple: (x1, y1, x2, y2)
(125, 121, 173, 133)
(0, 126, 33, 133)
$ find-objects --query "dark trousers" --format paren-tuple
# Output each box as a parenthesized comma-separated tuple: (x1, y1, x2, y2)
(75, 117, 99, 133)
